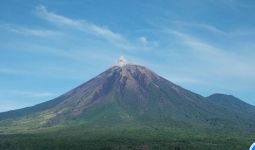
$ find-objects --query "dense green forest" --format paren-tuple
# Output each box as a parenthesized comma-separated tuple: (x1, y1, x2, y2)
(0, 125, 254, 150)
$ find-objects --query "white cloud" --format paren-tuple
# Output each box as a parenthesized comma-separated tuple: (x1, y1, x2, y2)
(138, 36, 149, 45)
(35, 5, 135, 50)
(34, 5, 158, 51)
(35, 5, 81, 27)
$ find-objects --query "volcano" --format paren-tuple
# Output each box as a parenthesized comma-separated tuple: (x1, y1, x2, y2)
(1, 58, 254, 130)
(0, 58, 255, 149)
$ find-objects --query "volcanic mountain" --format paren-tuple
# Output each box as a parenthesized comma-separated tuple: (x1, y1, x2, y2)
(0, 60, 255, 132)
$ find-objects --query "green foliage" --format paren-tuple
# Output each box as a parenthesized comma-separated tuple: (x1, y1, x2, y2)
(0, 126, 253, 150)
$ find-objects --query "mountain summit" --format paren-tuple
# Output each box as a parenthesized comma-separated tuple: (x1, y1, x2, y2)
(0, 60, 255, 130)
(117, 56, 127, 67)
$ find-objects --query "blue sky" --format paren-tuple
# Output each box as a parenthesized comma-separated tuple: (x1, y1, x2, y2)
(1, 0, 255, 112)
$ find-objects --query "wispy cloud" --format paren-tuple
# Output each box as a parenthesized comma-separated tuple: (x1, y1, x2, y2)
(10, 91, 57, 98)
(0, 90, 58, 112)
(0, 24, 60, 37)
(34, 5, 157, 51)
(213, 0, 255, 8)
(34, 5, 134, 50)
(138, 36, 149, 45)
(172, 21, 226, 34)
(165, 75, 205, 84)
(167, 30, 255, 78)
(171, 20, 255, 37)
(0, 100, 26, 112)
(138, 36, 158, 47)
(0, 66, 87, 80)
(0, 68, 31, 75)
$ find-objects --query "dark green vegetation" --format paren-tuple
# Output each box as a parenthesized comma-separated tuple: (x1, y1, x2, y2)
(0, 125, 254, 150)
(0, 64, 254, 149)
